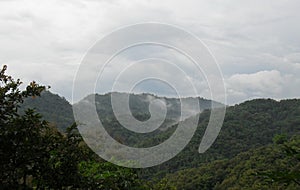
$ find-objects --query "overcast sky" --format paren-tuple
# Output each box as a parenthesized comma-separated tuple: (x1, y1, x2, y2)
(1, 0, 300, 105)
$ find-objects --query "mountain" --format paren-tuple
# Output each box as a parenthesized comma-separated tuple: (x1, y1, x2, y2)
(81, 92, 224, 121)
(20, 91, 74, 132)
(20, 91, 300, 187)
(21, 91, 300, 161)
(21, 91, 223, 132)
(135, 98, 300, 179)
(163, 135, 300, 190)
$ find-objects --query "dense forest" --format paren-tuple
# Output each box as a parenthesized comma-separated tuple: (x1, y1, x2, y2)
(1, 65, 299, 189)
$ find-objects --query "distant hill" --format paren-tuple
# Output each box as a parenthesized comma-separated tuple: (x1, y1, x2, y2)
(76, 92, 224, 142)
(81, 92, 224, 121)
(20, 91, 74, 132)
(140, 98, 300, 178)
(163, 135, 300, 189)
(21, 91, 223, 132)
(19, 91, 300, 188)
(21, 91, 300, 157)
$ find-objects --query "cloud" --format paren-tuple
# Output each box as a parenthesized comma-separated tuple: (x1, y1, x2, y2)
(285, 53, 300, 62)
(226, 70, 293, 103)
(229, 70, 283, 91)
(0, 0, 299, 104)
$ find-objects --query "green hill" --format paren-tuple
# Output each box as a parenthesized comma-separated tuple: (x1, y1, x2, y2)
(20, 91, 74, 132)
(138, 99, 300, 178)
(163, 135, 300, 190)
(21, 91, 223, 132)
(20, 91, 300, 188)
(82, 92, 224, 121)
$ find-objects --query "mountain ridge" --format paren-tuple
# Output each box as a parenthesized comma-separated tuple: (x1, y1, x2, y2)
(22, 90, 225, 131)
(20, 90, 300, 183)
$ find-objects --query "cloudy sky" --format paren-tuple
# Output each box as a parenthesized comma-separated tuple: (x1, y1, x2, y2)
(1, 0, 300, 105)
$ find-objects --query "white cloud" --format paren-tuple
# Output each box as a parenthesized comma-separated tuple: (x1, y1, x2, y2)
(229, 70, 283, 92)
(0, 0, 299, 104)
(226, 70, 292, 104)
(285, 53, 300, 62)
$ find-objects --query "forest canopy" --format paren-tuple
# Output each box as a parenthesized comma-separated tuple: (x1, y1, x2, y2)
(0, 65, 299, 189)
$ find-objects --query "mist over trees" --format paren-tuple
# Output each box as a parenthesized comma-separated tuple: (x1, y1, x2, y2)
(0, 65, 299, 189)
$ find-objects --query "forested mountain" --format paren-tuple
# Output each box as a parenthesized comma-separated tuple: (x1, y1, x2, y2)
(20, 91, 74, 132)
(17, 90, 300, 189)
(1, 68, 153, 189)
(163, 135, 300, 189)
(140, 98, 300, 179)
(20, 91, 223, 131)
(91, 92, 224, 121)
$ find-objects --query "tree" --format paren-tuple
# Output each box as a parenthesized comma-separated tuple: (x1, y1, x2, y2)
(0, 65, 147, 189)
(264, 135, 300, 186)
(0, 65, 47, 188)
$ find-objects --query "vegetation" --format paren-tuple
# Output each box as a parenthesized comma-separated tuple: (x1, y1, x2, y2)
(139, 98, 300, 179)
(1, 64, 299, 189)
(0, 65, 146, 189)
(21, 90, 74, 132)
(162, 135, 300, 190)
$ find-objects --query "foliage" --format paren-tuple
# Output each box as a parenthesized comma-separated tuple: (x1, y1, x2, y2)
(0, 65, 144, 189)
(262, 135, 300, 186)
(163, 135, 300, 190)
(78, 161, 146, 190)
(20, 90, 74, 132)
(0, 65, 46, 189)
(3, 63, 300, 189)
(142, 98, 300, 178)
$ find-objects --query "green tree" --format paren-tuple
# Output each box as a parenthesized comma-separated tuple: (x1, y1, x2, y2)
(0, 65, 47, 188)
(0, 65, 148, 189)
(265, 135, 300, 186)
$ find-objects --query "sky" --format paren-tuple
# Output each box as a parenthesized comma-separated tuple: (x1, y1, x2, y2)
(1, 0, 300, 105)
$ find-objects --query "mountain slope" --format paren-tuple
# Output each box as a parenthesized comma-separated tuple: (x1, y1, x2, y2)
(21, 91, 223, 132)
(19, 91, 300, 189)
(163, 135, 300, 190)
(83, 92, 224, 122)
(20, 91, 74, 131)
(20, 91, 300, 180)
(139, 98, 300, 178)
